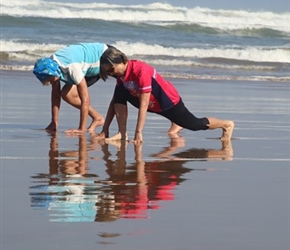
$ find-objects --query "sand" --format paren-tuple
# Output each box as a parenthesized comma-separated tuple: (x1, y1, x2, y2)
(1, 70, 289, 250)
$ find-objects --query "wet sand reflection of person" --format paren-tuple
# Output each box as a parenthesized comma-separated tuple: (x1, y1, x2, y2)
(30, 132, 233, 222)
(94, 135, 234, 221)
(49, 132, 101, 176)
(153, 137, 234, 162)
(30, 132, 100, 222)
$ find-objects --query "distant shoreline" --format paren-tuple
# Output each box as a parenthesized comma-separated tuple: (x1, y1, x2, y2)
(1, 69, 289, 83)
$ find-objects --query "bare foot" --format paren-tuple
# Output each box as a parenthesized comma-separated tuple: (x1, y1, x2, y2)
(221, 121, 235, 141)
(87, 117, 105, 131)
(105, 132, 128, 141)
(168, 132, 182, 139)
(167, 123, 183, 136)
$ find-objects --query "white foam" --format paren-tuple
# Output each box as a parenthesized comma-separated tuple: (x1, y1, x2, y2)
(2, 40, 288, 64)
(116, 41, 290, 63)
(2, 0, 290, 33)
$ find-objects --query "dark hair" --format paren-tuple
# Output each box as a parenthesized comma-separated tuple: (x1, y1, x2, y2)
(100, 46, 128, 81)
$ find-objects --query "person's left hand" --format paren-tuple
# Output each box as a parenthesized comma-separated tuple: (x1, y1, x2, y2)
(131, 132, 143, 144)
(45, 121, 58, 132)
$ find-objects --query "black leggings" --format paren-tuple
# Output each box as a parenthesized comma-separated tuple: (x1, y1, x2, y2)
(113, 84, 209, 131)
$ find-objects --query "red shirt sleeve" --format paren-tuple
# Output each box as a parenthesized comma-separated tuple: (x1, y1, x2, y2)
(137, 66, 153, 93)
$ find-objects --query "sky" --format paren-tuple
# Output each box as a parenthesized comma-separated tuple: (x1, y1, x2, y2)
(53, 0, 290, 13)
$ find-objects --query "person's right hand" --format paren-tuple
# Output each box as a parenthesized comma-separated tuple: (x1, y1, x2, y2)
(45, 121, 57, 131)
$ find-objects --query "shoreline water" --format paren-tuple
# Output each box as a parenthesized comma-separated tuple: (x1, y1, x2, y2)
(1, 67, 290, 83)
(2, 2, 290, 84)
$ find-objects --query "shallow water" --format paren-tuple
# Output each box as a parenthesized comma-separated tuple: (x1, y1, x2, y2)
(2, 1, 290, 82)
(1, 71, 289, 250)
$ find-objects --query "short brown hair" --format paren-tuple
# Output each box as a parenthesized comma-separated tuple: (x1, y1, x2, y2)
(100, 46, 128, 81)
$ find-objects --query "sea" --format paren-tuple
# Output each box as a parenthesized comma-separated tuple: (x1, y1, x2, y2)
(1, 0, 290, 82)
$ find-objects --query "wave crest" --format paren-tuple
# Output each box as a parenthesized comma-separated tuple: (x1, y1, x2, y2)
(1, 40, 289, 64)
(2, 0, 289, 34)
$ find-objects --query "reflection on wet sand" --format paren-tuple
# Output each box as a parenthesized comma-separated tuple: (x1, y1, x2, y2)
(153, 136, 233, 162)
(29, 132, 233, 222)
(30, 133, 100, 222)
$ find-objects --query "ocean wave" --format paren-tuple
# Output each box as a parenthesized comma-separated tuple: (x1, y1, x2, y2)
(146, 58, 278, 72)
(1, 39, 289, 82)
(115, 41, 290, 63)
(1, 40, 289, 64)
(2, 15, 289, 40)
(2, 0, 290, 34)
(0, 40, 65, 61)
(159, 23, 289, 38)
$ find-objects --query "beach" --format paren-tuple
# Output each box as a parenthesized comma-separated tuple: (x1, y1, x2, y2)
(1, 70, 289, 250)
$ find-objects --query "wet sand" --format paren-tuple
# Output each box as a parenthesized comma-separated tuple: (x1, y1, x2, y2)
(1, 70, 289, 250)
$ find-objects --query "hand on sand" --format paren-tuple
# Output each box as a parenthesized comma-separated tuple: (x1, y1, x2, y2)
(130, 139, 143, 145)
(130, 132, 143, 144)
(45, 121, 57, 132)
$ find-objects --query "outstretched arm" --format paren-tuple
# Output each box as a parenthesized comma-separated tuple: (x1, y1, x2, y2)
(65, 78, 90, 133)
(77, 79, 90, 131)
(132, 92, 150, 144)
(46, 80, 61, 131)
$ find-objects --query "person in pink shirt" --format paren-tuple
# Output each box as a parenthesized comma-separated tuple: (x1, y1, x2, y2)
(98, 47, 234, 144)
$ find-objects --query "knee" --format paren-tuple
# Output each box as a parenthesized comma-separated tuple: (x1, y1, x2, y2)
(61, 85, 77, 102)
(61, 90, 70, 102)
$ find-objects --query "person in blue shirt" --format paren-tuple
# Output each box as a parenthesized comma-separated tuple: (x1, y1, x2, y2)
(33, 43, 112, 133)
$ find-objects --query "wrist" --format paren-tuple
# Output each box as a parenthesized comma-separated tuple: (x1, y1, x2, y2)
(51, 120, 58, 125)
(78, 126, 86, 131)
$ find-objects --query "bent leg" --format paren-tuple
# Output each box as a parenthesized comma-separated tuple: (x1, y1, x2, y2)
(61, 85, 104, 130)
(160, 100, 234, 140)
(160, 100, 209, 131)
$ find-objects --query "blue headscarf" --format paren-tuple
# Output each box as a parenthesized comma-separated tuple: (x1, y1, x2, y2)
(33, 58, 61, 82)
